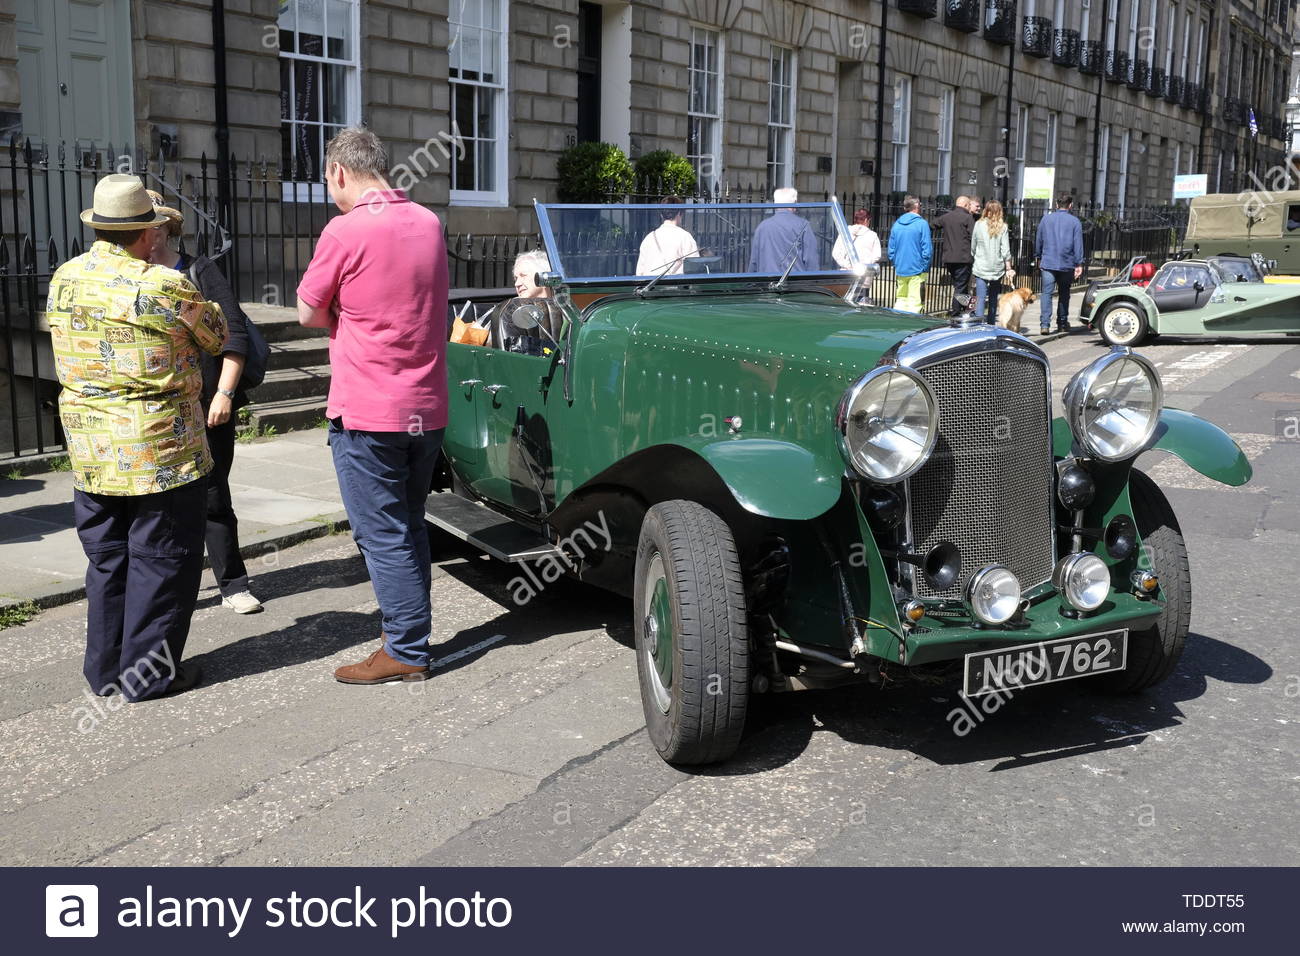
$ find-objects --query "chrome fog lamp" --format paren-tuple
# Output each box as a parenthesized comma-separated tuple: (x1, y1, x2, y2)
(1063, 350, 1163, 462)
(837, 366, 938, 483)
(965, 565, 1022, 625)
(1053, 553, 1111, 612)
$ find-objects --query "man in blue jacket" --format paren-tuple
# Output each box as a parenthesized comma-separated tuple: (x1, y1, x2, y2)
(888, 196, 932, 312)
(1034, 194, 1085, 334)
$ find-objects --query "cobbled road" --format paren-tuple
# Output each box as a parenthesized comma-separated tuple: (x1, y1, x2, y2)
(2, 331, 1297, 867)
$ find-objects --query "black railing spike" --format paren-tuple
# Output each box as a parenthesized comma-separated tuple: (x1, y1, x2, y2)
(22, 137, 32, 163)
(20, 234, 35, 272)
(47, 236, 59, 270)
(0, 241, 8, 269)
(70, 237, 82, 259)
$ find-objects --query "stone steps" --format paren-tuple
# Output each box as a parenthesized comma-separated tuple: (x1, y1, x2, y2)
(241, 304, 330, 435)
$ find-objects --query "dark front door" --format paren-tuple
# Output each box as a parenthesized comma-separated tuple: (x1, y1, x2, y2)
(576, 2, 602, 143)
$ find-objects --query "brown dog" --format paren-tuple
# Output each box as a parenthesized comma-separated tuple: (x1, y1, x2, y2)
(996, 287, 1037, 334)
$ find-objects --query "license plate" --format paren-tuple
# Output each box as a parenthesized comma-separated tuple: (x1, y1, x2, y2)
(962, 630, 1128, 697)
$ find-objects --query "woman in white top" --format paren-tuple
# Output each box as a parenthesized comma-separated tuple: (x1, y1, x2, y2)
(832, 208, 882, 270)
(971, 200, 1013, 325)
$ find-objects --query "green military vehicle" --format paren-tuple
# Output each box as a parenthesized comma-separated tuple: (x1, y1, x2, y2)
(1184, 190, 1300, 280)
(430, 201, 1252, 765)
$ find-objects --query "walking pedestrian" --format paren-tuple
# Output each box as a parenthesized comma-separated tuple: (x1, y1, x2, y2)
(296, 126, 449, 685)
(1034, 194, 1085, 334)
(935, 196, 976, 315)
(635, 196, 699, 276)
(750, 187, 820, 273)
(47, 174, 228, 700)
(145, 191, 263, 615)
(832, 209, 882, 271)
(888, 196, 932, 313)
(971, 200, 1013, 325)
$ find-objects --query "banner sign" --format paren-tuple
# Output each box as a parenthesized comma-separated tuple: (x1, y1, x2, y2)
(1022, 166, 1056, 201)
(1173, 174, 1209, 200)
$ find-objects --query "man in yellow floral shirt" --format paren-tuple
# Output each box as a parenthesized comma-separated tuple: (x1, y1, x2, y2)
(48, 174, 227, 701)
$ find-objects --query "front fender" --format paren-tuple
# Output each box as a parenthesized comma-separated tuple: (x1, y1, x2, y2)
(677, 437, 844, 521)
(1146, 408, 1252, 486)
(1053, 409, 1252, 486)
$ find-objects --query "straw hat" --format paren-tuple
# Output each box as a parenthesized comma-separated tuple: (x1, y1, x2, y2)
(79, 174, 170, 230)
(146, 188, 183, 225)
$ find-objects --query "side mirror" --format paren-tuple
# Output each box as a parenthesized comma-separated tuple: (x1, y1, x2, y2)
(1193, 281, 1205, 293)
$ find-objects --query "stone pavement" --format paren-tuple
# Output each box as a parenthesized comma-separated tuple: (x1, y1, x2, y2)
(0, 428, 347, 610)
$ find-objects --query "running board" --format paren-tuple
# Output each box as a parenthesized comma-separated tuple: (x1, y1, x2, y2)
(425, 492, 561, 563)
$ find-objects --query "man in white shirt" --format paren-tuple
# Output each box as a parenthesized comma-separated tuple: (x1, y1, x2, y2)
(635, 197, 699, 276)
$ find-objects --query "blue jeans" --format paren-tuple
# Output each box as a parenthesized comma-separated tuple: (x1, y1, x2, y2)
(1040, 268, 1075, 328)
(975, 277, 1003, 325)
(329, 420, 445, 666)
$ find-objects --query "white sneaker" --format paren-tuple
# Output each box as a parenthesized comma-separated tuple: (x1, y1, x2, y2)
(222, 590, 263, 614)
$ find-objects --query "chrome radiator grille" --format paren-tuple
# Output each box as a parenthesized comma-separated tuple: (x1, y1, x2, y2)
(906, 349, 1056, 600)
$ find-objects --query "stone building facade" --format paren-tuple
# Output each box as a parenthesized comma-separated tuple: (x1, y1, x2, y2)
(0, 0, 1295, 239)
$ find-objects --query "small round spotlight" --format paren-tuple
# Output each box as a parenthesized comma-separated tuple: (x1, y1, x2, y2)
(1053, 553, 1111, 612)
(1131, 569, 1159, 594)
(1105, 515, 1138, 559)
(1057, 463, 1096, 510)
(901, 600, 926, 623)
(965, 565, 1022, 625)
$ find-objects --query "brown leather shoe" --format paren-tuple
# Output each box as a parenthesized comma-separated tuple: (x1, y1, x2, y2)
(334, 646, 430, 684)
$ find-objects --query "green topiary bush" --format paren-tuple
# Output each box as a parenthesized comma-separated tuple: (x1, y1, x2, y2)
(633, 150, 697, 196)
(556, 142, 635, 202)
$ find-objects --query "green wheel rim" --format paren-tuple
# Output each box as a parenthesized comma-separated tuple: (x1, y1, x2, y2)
(642, 551, 674, 714)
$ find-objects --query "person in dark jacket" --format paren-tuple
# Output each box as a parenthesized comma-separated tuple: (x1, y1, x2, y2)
(1034, 194, 1085, 334)
(146, 190, 263, 614)
(935, 196, 976, 316)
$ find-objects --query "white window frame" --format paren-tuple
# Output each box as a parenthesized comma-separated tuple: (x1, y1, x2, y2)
(1127, 0, 1140, 59)
(891, 74, 911, 193)
(1179, 8, 1191, 77)
(1095, 124, 1111, 206)
(1118, 129, 1131, 212)
(766, 46, 796, 190)
(937, 86, 954, 197)
(1015, 104, 1029, 197)
(688, 27, 724, 193)
(1172, 141, 1182, 186)
(1045, 111, 1059, 165)
(279, 0, 362, 202)
(1194, 18, 1206, 82)
(1081, 1, 1091, 40)
(449, 0, 510, 207)
(1104, 1, 1118, 49)
(1164, 1, 1177, 74)
(1147, 1, 1159, 60)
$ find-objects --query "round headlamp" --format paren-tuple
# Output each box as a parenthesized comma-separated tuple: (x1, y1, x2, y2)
(1063, 350, 1163, 462)
(836, 366, 938, 483)
(1052, 552, 1111, 612)
(965, 565, 1022, 625)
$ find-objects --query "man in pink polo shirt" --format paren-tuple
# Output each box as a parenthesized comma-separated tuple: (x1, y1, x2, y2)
(297, 126, 448, 685)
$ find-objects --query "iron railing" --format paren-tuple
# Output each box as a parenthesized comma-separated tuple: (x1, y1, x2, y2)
(945, 0, 981, 32)
(1080, 40, 1104, 75)
(0, 138, 225, 459)
(1165, 74, 1184, 105)
(1105, 50, 1130, 84)
(898, 0, 939, 18)
(1128, 58, 1150, 91)
(1181, 81, 1199, 111)
(1022, 15, 1052, 57)
(984, 0, 1017, 45)
(1052, 28, 1080, 67)
(1148, 66, 1167, 98)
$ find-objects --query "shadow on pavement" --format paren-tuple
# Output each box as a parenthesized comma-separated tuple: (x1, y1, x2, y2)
(696, 629, 1273, 778)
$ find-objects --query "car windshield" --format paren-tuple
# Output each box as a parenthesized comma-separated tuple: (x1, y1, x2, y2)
(1208, 257, 1264, 284)
(534, 202, 859, 286)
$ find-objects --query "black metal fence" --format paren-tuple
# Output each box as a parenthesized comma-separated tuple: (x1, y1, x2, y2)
(0, 138, 226, 459)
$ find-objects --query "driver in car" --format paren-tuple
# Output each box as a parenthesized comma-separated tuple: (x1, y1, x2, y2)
(478, 250, 565, 356)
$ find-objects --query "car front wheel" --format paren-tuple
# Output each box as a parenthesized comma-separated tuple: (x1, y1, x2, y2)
(1097, 301, 1150, 346)
(633, 500, 749, 764)
(1099, 470, 1191, 693)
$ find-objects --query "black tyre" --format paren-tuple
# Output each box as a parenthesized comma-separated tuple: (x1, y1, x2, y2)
(1098, 470, 1191, 693)
(633, 500, 749, 764)
(1097, 300, 1150, 346)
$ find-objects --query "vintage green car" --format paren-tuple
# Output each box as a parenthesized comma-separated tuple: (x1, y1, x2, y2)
(430, 202, 1252, 765)
(1082, 254, 1300, 347)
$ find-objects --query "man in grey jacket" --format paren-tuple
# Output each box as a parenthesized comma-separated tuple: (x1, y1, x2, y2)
(1034, 194, 1085, 334)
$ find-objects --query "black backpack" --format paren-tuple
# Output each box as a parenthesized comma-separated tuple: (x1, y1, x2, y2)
(189, 262, 270, 390)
